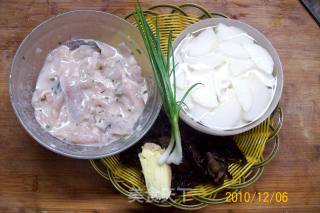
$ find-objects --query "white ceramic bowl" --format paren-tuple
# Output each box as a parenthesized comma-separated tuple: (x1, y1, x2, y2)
(173, 18, 283, 136)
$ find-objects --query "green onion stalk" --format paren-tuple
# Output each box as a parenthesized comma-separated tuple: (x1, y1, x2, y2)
(133, 4, 200, 165)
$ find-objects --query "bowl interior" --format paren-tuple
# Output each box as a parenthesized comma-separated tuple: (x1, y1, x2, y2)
(173, 18, 283, 136)
(9, 11, 161, 159)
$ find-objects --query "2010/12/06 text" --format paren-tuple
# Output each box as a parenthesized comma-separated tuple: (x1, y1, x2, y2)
(226, 192, 288, 203)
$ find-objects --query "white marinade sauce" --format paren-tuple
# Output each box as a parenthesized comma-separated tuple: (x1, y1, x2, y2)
(32, 40, 148, 145)
(173, 24, 276, 130)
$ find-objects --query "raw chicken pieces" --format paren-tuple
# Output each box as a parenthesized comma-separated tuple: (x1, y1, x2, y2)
(32, 40, 147, 145)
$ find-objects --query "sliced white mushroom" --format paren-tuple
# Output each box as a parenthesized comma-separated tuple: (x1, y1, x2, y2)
(243, 77, 272, 121)
(175, 72, 187, 90)
(185, 52, 226, 70)
(185, 64, 215, 82)
(243, 43, 274, 74)
(219, 41, 250, 59)
(172, 63, 189, 90)
(188, 28, 218, 57)
(187, 63, 213, 71)
(213, 63, 232, 102)
(191, 86, 218, 109)
(214, 63, 231, 83)
(190, 73, 218, 109)
(244, 69, 276, 87)
(188, 105, 210, 121)
(176, 37, 191, 57)
(232, 77, 253, 112)
(228, 58, 256, 76)
(200, 93, 242, 129)
(216, 23, 254, 45)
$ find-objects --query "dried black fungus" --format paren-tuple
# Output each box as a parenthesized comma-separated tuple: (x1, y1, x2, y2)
(120, 110, 246, 193)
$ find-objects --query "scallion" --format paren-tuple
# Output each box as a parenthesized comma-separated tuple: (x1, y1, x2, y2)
(133, 4, 200, 165)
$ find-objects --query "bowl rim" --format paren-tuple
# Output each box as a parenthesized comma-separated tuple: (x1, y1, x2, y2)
(173, 17, 283, 136)
(9, 10, 162, 159)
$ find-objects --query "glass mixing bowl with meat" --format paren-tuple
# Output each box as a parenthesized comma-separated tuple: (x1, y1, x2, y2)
(32, 39, 148, 145)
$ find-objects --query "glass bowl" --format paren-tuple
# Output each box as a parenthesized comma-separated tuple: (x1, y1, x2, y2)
(173, 18, 283, 136)
(9, 10, 161, 159)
